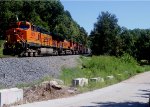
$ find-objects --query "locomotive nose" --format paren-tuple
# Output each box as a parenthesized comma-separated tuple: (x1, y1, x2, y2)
(6, 28, 21, 43)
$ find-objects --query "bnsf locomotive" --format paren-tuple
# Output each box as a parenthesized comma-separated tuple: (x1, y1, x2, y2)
(3, 21, 88, 56)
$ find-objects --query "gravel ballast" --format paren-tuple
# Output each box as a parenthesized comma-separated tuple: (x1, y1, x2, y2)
(0, 55, 79, 88)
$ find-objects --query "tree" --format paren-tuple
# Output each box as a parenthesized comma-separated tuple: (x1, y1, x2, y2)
(0, 0, 88, 46)
(90, 11, 120, 55)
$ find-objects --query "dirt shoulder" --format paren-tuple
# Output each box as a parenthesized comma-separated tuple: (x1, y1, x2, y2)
(15, 71, 150, 107)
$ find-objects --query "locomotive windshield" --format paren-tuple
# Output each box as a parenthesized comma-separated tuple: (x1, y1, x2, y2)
(19, 22, 30, 30)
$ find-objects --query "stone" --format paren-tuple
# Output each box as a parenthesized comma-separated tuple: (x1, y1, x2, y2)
(52, 79, 64, 85)
(40, 81, 50, 88)
(41, 80, 62, 90)
(50, 80, 62, 90)
(50, 80, 58, 86)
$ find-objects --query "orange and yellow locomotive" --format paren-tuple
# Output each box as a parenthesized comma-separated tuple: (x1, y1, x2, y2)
(3, 21, 87, 56)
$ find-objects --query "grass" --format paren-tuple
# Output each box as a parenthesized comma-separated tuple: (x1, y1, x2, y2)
(16, 75, 53, 88)
(60, 54, 150, 92)
(0, 40, 4, 57)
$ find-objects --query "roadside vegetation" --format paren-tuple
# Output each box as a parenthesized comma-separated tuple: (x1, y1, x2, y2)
(0, 40, 4, 57)
(0, 0, 150, 94)
(60, 54, 150, 92)
(89, 11, 150, 63)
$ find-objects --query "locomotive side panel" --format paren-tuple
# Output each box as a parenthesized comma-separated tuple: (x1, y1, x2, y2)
(3, 21, 88, 56)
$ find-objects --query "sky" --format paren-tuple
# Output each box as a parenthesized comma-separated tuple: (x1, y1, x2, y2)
(60, 0, 150, 34)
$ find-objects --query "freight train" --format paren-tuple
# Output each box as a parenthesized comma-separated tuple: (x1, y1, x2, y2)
(3, 21, 89, 56)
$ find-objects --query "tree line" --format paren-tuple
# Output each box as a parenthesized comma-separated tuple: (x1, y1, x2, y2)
(0, 1, 149, 62)
(0, 0, 88, 45)
(90, 11, 150, 62)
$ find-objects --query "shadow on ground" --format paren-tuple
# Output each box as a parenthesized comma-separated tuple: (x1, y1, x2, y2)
(80, 101, 148, 107)
(138, 89, 150, 98)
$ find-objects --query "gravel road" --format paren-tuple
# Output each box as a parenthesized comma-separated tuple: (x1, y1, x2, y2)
(0, 55, 79, 87)
(16, 71, 150, 107)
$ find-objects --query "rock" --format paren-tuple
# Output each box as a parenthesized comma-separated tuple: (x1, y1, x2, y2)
(72, 78, 88, 87)
(51, 84, 62, 90)
(41, 80, 62, 90)
(52, 79, 64, 85)
(50, 80, 58, 86)
(40, 81, 50, 88)
(50, 80, 62, 90)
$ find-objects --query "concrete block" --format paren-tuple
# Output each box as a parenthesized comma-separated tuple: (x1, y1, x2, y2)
(90, 77, 99, 82)
(0, 88, 23, 106)
(72, 78, 88, 87)
(90, 77, 104, 82)
(107, 75, 114, 80)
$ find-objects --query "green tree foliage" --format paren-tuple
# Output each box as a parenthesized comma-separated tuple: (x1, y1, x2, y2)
(90, 11, 150, 62)
(119, 27, 138, 56)
(0, 0, 88, 45)
(90, 11, 120, 55)
(119, 28, 150, 62)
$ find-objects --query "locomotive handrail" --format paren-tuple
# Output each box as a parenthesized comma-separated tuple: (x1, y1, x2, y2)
(15, 34, 26, 43)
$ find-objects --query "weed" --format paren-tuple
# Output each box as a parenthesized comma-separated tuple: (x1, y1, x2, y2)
(60, 54, 150, 92)
(0, 40, 4, 57)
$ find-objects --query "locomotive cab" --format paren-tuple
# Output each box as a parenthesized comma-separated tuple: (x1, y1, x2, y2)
(3, 21, 31, 55)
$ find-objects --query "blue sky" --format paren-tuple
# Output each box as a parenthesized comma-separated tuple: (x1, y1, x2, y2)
(60, 0, 150, 34)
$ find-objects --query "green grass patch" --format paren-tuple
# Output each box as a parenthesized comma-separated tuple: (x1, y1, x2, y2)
(0, 40, 5, 57)
(60, 54, 150, 92)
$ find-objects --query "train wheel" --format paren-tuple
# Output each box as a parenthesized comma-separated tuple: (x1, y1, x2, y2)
(18, 54, 22, 57)
(72, 51, 74, 55)
(65, 51, 67, 55)
(33, 52, 38, 57)
(18, 52, 25, 57)
(24, 52, 28, 57)
(28, 52, 30, 57)
(30, 52, 33, 57)
(55, 51, 58, 56)
(33, 52, 36, 57)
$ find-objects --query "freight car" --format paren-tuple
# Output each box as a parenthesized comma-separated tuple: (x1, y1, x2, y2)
(3, 21, 88, 56)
